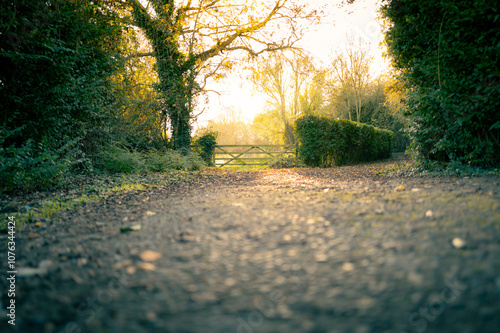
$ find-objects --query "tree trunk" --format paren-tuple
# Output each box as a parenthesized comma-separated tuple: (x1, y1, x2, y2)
(347, 98, 352, 121)
(129, 4, 194, 151)
(169, 108, 191, 150)
(153, 41, 193, 150)
(284, 121, 295, 145)
(356, 94, 361, 122)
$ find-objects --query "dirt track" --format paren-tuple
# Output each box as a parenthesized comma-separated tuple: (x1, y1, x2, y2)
(1, 156, 500, 333)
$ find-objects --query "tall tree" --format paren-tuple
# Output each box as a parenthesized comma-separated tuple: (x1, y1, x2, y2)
(299, 69, 327, 116)
(250, 51, 318, 144)
(121, 0, 320, 150)
(328, 38, 373, 122)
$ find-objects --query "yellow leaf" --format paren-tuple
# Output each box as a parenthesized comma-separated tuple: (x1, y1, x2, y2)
(138, 262, 156, 271)
(139, 250, 162, 262)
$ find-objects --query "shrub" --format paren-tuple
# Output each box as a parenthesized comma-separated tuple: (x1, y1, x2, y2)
(0, 128, 84, 192)
(93, 144, 206, 174)
(146, 150, 205, 171)
(93, 144, 147, 174)
(192, 129, 218, 166)
(295, 116, 393, 167)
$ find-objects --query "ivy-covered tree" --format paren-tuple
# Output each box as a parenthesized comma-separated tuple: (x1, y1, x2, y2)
(121, 0, 320, 150)
(381, 0, 500, 167)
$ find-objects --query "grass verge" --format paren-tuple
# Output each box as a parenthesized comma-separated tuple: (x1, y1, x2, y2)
(0, 171, 198, 232)
(375, 160, 500, 178)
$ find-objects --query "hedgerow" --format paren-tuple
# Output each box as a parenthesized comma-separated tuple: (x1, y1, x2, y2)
(295, 116, 393, 167)
(381, 0, 500, 168)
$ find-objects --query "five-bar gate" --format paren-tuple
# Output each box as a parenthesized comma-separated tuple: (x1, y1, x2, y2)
(213, 145, 295, 166)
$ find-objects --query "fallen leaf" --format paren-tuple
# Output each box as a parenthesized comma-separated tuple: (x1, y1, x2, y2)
(394, 185, 405, 192)
(77, 258, 88, 267)
(315, 253, 328, 262)
(138, 262, 156, 271)
(120, 224, 141, 232)
(224, 278, 237, 287)
(143, 197, 150, 201)
(17, 267, 43, 277)
(342, 262, 355, 272)
(34, 222, 43, 227)
(17, 260, 53, 277)
(112, 259, 133, 270)
(452, 237, 466, 249)
(139, 250, 162, 262)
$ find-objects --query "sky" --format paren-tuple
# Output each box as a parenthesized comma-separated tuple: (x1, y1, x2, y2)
(194, 0, 389, 129)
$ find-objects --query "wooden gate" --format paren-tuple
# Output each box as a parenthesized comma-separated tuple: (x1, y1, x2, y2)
(213, 145, 295, 166)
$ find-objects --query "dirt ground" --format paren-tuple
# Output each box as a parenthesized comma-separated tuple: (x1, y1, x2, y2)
(1, 155, 500, 333)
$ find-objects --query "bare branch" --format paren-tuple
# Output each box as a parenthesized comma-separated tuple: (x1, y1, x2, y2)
(196, 0, 285, 62)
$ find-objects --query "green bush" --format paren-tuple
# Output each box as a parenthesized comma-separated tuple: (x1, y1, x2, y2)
(93, 145, 147, 174)
(192, 129, 218, 166)
(295, 116, 393, 167)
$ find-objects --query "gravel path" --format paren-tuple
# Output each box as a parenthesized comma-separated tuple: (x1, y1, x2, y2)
(1, 156, 500, 333)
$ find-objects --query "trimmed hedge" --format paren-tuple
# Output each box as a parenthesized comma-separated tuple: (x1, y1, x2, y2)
(295, 116, 393, 167)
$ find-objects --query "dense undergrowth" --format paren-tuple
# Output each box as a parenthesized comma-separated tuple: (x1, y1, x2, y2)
(0, 140, 206, 193)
